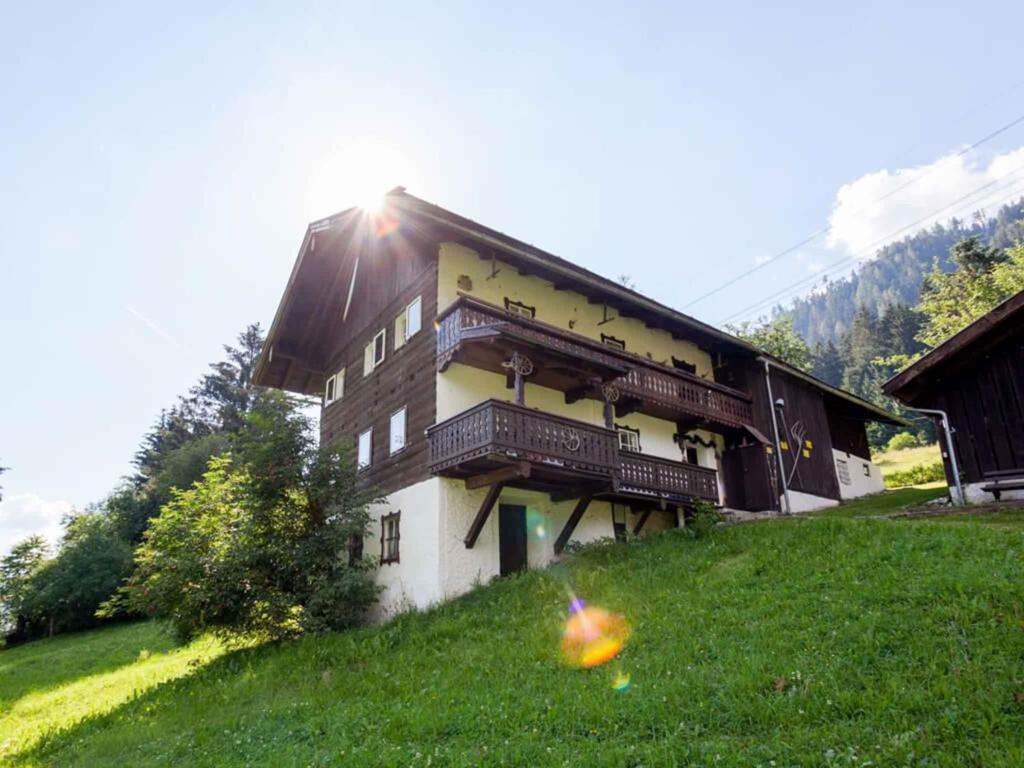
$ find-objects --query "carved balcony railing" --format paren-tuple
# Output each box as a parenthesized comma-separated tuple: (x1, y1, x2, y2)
(427, 400, 721, 504)
(435, 295, 753, 430)
(426, 399, 620, 479)
(618, 451, 719, 503)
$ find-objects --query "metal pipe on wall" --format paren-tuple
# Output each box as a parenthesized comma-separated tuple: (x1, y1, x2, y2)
(760, 357, 793, 515)
(903, 406, 966, 506)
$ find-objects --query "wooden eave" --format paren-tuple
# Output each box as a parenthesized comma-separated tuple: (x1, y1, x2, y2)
(882, 288, 1024, 404)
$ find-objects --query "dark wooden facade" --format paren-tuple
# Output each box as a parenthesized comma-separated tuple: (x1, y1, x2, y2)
(884, 291, 1024, 485)
(255, 189, 899, 515)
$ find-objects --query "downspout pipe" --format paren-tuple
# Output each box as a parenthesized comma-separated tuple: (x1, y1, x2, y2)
(759, 357, 793, 515)
(903, 406, 966, 506)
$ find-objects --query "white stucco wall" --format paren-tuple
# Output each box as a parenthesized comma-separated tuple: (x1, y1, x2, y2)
(437, 242, 714, 379)
(959, 481, 1024, 504)
(784, 489, 840, 513)
(367, 477, 443, 619)
(832, 450, 885, 500)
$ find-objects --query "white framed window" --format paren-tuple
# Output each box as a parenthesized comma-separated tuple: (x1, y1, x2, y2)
(837, 459, 851, 486)
(324, 367, 345, 406)
(389, 407, 407, 455)
(616, 425, 641, 453)
(363, 328, 386, 376)
(504, 297, 536, 319)
(381, 511, 400, 564)
(602, 333, 626, 351)
(394, 296, 423, 350)
(358, 428, 373, 470)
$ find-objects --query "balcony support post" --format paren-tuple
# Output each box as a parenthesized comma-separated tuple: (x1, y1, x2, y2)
(502, 352, 534, 406)
(465, 481, 506, 549)
(633, 508, 653, 535)
(553, 495, 592, 555)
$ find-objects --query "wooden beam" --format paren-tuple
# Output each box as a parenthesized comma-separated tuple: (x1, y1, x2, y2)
(564, 383, 592, 405)
(632, 509, 653, 535)
(615, 398, 642, 418)
(554, 495, 592, 555)
(465, 462, 530, 491)
(465, 482, 505, 548)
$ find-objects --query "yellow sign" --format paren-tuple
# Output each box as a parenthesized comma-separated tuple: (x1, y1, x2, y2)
(802, 449, 811, 458)
(779, 440, 789, 450)
(805, 440, 813, 449)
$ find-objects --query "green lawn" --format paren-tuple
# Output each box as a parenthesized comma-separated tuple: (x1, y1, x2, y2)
(4, 495, 1024, 766)
(873, 443, 942, 476)
(809, 483, 948, 517)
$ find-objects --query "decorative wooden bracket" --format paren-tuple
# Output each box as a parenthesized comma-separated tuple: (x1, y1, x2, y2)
(502, 352, 534, 405)
(465, 462, 530, 490)
(632, 509, 652, 535)
(554, 495, 592, 555)
(465, 482, 505, 548)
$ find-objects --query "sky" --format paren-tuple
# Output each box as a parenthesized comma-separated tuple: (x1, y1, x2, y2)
(3, 1, 1024, 554)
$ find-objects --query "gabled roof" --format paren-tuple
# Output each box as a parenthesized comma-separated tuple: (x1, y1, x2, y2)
(883, 288, 1024, 402)
(254, 188, 903, 424)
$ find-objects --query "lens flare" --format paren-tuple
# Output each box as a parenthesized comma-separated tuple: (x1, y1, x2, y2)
(561, 603, 631, 669)
(611, 670, 631, 692)
(526, 507, 547, 540)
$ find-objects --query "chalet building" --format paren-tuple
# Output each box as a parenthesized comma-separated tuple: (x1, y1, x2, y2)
(254, 189, 900, 615)
(883, 289, 1024, 504)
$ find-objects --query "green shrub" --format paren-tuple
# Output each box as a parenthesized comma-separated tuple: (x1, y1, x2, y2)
(686, 500, 723, 538)
(884, 461, 946, 488)
(885, 431, 920, 452)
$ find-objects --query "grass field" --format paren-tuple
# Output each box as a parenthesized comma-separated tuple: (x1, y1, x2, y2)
(873, 443, 942, 476)
(3, 493, 1024, 767)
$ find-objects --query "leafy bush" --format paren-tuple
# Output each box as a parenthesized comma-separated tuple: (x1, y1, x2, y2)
(686, 500, 722, 538)
(884, 461, 946, 489)
(120, 393, 380, 641)
(885, 431, 920, 452)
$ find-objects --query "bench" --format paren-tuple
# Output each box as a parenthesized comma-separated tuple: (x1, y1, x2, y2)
(980, 469, 1024, 501)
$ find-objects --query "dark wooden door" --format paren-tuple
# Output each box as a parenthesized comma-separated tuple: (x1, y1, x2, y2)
(498, 504, 527, 576)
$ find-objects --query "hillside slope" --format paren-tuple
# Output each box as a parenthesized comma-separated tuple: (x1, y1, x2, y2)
(3, 503, 1024, 767)
(783, 198, 1024, 345)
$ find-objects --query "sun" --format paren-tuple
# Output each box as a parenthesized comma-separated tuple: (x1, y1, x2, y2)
(306, 138, 417, 217)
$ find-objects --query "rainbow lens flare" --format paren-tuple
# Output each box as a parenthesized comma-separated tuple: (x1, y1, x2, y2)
(561, 603, 631, 669)
(611, 670, 631, 692)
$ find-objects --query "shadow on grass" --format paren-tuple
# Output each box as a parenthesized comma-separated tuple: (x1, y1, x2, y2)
(0, 621, 179, 709)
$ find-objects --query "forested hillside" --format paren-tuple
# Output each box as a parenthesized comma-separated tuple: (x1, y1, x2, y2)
(784, 198, 1024, 345)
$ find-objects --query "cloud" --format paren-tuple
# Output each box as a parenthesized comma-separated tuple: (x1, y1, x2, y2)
(827, 146, 1024, 256)
(0, 493, 72, 556)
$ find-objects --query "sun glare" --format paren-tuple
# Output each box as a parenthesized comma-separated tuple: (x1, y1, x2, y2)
(306, 138, 417, 218)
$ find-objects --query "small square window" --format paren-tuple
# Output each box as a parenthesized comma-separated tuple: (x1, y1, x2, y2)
(684, 446, 699, 464)
(503, 297, 536, 319)
(325, 367, 345, 405)
(837, 459, 851, 486)
(381, 511, 400, 564)
(616, 425, 641, 453)
(394, 296, 422, 351)
(389, 407, 407, 455)
(358, 428, 373, 470)
(862, 463, 871, 477)
(601, 333, 626, 351)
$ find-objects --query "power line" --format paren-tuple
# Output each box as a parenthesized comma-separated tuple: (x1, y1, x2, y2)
(716, 168, 1024, 325)
(718, 175, 1024, 326)
(683, 108, 1024, 310)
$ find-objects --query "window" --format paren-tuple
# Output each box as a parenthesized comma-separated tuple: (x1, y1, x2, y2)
(364, 329, 386, 375)
(503, 297, 536, 319)
(381, 511, 400, 564)
(358, 428, 373, 470)
(389, 407, 407, 455)
(862, 462, 871, 477)
(684, 446, 699, 464)
(601, 333, 626, 351)
(324, 367, 345, 406)
(616, 425, 641, 453)
(837, 459, 851, 486)
(394, 296, 423, 350)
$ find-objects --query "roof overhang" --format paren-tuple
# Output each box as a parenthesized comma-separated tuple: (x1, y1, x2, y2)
(883, 288, 1024, 404)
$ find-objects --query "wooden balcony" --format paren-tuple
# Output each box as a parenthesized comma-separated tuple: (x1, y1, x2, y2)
(435, 295, 752, 431)
(426, 399, 719, 505)
(618, 452, 719, 503)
